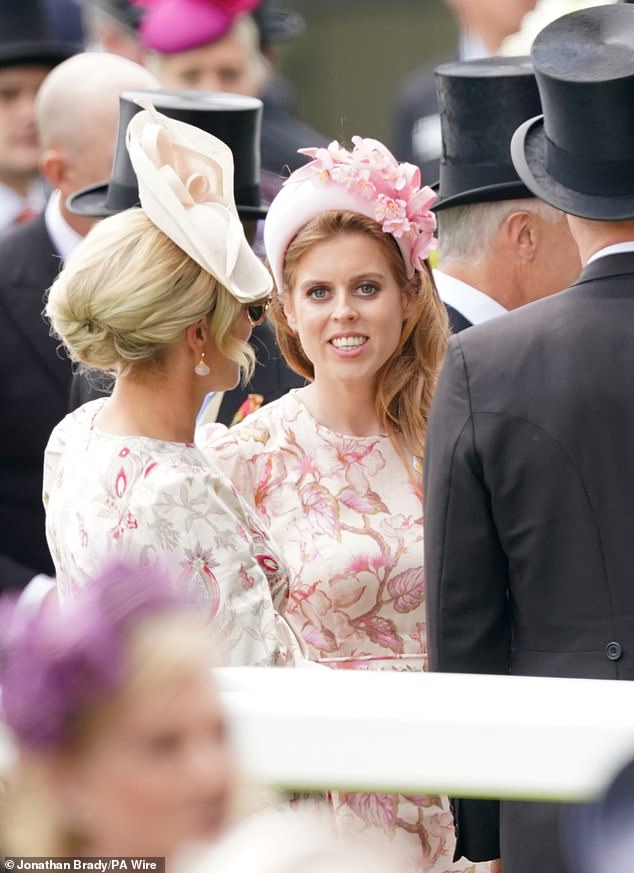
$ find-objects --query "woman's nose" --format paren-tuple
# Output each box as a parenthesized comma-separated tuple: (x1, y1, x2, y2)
(332, 292, 357, 320)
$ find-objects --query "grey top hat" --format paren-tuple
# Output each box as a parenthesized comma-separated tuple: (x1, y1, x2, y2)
(510, 4, 634, 221)
(68, 89, 267, 219)
(0, 0, 77, 68)
(433, 56, 541, 212)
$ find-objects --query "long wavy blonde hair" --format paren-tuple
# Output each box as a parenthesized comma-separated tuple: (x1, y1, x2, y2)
(269, 210, 449, 466)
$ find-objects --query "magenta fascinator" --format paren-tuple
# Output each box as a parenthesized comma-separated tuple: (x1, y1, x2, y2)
(135, 0, 260, 53)
(0, 561, 185, 750)
(264, 137, 438, 294)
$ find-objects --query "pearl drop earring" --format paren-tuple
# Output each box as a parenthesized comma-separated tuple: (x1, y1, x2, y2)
(194, 352, 210, 376)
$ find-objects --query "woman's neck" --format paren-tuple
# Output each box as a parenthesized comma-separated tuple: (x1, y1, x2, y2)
(95, 373, 201, 444)
(300, 378, 382, 437)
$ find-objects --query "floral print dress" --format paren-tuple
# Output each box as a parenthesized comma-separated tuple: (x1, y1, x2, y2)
(197, 389, 487, 872)
(43, 399, 303, 667)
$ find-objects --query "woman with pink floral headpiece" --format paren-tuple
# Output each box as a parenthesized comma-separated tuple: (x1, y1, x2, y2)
(197, 139, 485, 871)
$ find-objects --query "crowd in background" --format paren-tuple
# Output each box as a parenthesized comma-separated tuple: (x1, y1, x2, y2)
(0, 2, 633, 873)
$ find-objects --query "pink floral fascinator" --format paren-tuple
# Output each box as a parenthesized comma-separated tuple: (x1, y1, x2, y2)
(264, 137, 438, 294)
(126, 98, 273, 303)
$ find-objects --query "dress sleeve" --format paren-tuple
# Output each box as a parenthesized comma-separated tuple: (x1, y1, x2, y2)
(196, 422, 258, 511)
(144, 460, 304, 667)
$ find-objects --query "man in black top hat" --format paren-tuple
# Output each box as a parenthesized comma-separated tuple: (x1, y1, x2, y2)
(433, 56, 580, 333)
(424, 5, 634, 872)
(392, 0, 536, 181)
(68, 89, 303, 427)
(0, 53, 159, 593)
(0, 0, 76, 232)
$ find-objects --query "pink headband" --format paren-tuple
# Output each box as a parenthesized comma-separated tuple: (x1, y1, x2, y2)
(264, 137, 437, 294)
(135, 0, 259, 54)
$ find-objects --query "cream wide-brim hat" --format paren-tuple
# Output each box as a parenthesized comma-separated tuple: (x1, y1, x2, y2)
(126, 100, 272, 304)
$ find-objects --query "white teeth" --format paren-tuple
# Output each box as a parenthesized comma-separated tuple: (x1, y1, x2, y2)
(331, 336, 367, 349)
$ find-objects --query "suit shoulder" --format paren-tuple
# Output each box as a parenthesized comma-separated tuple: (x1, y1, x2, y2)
(458, 289, 572, 356)
(0, 216, 57, 286)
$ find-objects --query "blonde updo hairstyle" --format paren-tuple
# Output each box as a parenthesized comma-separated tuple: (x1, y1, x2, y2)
(269, 210, 449, 466)
(46, 208, 255, 381)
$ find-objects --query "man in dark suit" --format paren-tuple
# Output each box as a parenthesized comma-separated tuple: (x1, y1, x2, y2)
(392, 0, 536, 180)
(432, 56, 580, 332)
(0, 52, 158, 591)
(424, 6, 634, 872)
(0, 1, 76, 234)
(67, 89, 304, 426)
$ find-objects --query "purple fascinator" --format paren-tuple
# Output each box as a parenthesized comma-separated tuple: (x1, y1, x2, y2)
(0, 561, 185, 750)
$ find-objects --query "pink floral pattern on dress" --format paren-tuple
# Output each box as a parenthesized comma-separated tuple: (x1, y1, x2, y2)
(43, 399, 303, 668)
(197, 389, 488, 873)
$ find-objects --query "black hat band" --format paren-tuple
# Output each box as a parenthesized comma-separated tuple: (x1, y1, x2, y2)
(103, 180, 262, 213)
(546, 136, 634, 197)
(439, 160, 519, 197)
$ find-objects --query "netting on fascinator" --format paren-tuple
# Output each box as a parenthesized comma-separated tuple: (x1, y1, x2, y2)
(133, 0, 260, 54)
(126, 98, 272, 303)
(264, 137, 438, 294)
(0, 561, 185, 750)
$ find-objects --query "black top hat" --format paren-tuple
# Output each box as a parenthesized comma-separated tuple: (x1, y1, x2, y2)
(511, 5, 634, 221)
(68, 90, 268, 220)
(433, 56, 542, 212)
(0, 0, 77, 68)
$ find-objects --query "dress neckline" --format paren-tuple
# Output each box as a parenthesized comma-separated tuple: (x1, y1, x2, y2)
(85, 398, 197, 450)
(289, 389, 390, 442)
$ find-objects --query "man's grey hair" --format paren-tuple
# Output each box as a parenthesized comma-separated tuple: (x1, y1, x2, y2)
(437, 197, 565, 266)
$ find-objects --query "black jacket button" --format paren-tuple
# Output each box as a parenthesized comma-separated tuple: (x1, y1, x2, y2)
(605, 641, 623, 661)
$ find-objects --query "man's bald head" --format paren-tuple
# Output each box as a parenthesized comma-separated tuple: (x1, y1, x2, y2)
(37, 51, 158, 153)
(36, 52, 159, 234)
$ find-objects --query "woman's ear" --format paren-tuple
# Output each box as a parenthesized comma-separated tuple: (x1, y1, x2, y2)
(282, 297, 298, 333)
(184, 318, 208, 355)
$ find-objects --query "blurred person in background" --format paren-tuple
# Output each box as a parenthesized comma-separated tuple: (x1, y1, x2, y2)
(135, 0, 328, 176)
(78, 0, 146, 63)
(392, 0, 536, 182)
(43, 104, 303, 665)
(0, 0, 76, 233)
(197, 138, 487, 872)
(432, 57, 581, 332)
(0, 52, 158, 594)
(0, 561, 236, 862)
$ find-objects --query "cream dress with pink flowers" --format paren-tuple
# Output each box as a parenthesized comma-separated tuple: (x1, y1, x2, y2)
(43, 399, 303, 667)
(197, 389, 487, 873)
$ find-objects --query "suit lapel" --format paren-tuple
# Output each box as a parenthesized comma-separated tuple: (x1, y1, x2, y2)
(0, 214, 69, 395)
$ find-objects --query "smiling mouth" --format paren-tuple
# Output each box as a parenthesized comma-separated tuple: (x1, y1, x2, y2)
(329, 335, 368, 350)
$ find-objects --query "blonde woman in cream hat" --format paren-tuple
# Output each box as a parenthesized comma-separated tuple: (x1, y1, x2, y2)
(43, 101, 303, 667)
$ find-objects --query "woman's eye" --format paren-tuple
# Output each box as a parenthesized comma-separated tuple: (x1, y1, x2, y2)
(144, 732, 181, 755)
(308, 287, 329, 300)
(357, 283, 379, 296)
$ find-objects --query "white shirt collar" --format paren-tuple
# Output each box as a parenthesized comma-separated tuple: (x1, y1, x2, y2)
(586, 242, 634, 266)
(44, 190, 83, 262)
(459, 32, 489, 61)
(433, 268, 507, 326)
(0, 178, 47, 231)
